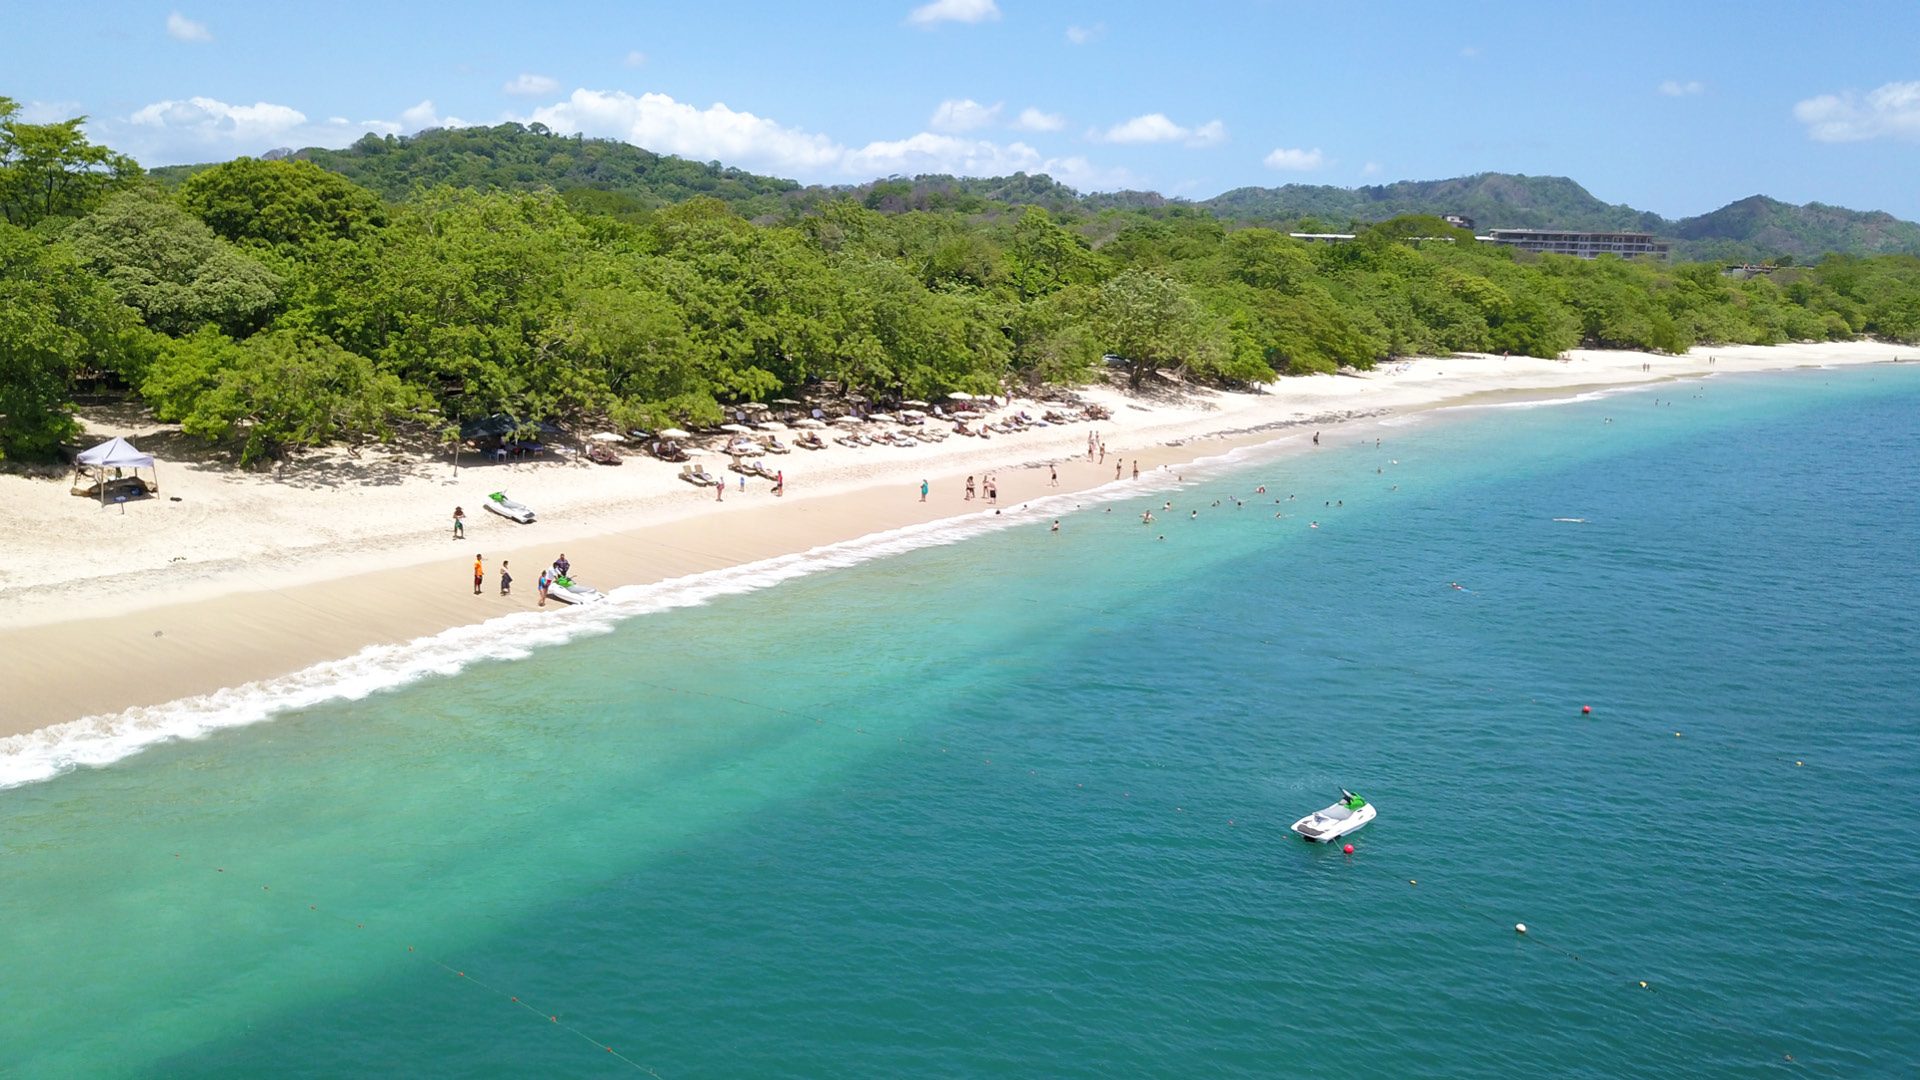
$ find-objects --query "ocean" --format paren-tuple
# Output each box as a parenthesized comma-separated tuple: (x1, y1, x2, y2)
(3, 363, 1917, 1077)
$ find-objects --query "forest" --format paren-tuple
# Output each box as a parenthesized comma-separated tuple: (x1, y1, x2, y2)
(6, 103, 1920, 463)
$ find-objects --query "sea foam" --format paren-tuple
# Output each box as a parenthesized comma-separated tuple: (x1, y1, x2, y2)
(0, 468, 1200, 791)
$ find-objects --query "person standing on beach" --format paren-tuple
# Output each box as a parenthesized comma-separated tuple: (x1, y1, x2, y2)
(1098, 440, 1105, 464)
(499, 560, 512, 596)
(1313, 431, 1320, 445)
(1050, 464, 1058, 487)
(774, 469, 784, 496)
(452, 506, 465, 539)
(537, 567, 550, 606)
(965, 476, 975, 500)
(920, 479, 929, 502)
(555, 553, 570, 578)
(473, 554, 484, 595)
(1132, 461, 1139, 480)
(716, 477, 724, 502)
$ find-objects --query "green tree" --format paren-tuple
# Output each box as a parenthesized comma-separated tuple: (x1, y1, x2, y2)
(144, 327, 429, 464)
(177, 157, 389, 249)
(0, 98, 143, 227)
(65, 187, 283, 336)
(1094, 269, 1220, 388)
(0, 223, 134, 458)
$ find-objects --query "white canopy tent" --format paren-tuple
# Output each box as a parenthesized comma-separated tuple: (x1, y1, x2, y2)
(72, 437, 158, 504)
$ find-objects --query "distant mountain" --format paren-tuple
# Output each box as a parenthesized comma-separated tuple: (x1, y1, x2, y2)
(1196, 173, 1920, 261)
(1667, 195, 1920, 262)
(153, 127, 1920, 261)
(1200, 173, 1663, 234)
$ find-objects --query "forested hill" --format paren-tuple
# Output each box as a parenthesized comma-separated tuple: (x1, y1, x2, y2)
(1203, 174, 1662, 233)
(152, 124, 802, 217)
(155, 126, 1920, 262)
(1202, 174, 1920, 261)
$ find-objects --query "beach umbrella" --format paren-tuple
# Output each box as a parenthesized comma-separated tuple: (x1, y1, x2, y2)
(772, 398, 801, 406)
(947, 391, 974, 401)
(834, 415, 864, 425)
(721, 423, 754, 434)
(658, 428, 691, 439)
(588, 431, 624, 442)
(755, 421, 787, 431)
(901, 409, 927, 418)
(866, 412, 896, 423)
(902, 399, 928, 407)
(793, 418, 826, 429)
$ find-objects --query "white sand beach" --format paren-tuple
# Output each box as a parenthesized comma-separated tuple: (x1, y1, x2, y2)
(0, 341, 1904, 739)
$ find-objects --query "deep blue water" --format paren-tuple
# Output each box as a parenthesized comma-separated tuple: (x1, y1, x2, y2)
(3, 364, 1917, 1077)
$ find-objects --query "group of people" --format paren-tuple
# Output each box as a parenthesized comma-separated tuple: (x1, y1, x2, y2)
(467, 551, 576, 607)
(963, 474, 999, 503)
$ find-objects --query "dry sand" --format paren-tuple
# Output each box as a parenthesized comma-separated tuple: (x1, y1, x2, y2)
(0, 342, 1904, 739)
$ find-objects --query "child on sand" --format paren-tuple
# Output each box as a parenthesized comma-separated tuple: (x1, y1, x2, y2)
(472, 554, 484, 595)
(452, 506, 466, 539)
(500, 560, 512, 596)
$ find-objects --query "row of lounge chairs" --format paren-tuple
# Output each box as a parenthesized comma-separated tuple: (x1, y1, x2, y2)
(729, 457, 781, 480)
(677, 464, 720, 487)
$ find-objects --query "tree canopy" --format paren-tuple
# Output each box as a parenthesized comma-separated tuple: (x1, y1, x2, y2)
(3, 103, 1918, 463)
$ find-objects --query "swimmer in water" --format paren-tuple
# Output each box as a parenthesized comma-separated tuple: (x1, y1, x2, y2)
(1449, 582, 1464, 590)
(1309, 521, 1320, 529)
(1190, 510, 1198, 519)
(1050, 520, 1060, 532)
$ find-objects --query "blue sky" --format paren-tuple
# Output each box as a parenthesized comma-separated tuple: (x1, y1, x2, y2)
(12, 1, 1920, 219)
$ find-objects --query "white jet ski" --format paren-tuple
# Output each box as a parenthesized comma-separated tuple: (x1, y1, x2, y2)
(1291, 789, 1376, 842)
(545, 574, 604, 605)
(484, 491, 535, 524)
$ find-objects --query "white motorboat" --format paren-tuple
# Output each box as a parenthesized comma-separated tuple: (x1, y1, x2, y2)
(484, 491, 535, 524)
(1290, 789, 1376, 842)
(545, 574, 604, 605)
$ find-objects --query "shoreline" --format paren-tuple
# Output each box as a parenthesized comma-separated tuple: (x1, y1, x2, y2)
(0, 342, 1905, 755)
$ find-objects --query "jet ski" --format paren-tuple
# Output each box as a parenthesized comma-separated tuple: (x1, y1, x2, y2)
(484, 491, 535, 524)
(545, 574, 604, 605)
(1291, 789, 1376, 842)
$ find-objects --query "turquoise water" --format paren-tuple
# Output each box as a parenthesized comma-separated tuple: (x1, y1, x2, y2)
(4, 365, 1918, 1076)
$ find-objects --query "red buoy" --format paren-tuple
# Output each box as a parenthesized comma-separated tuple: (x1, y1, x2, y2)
(1343, 844, 1355, 854)
(1582, 705, 1592, 715)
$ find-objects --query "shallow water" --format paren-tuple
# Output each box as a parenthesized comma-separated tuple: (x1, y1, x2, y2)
(3, 364, 1918, 1076)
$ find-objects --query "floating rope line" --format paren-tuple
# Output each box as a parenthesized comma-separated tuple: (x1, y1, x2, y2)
(170, 851, 662, 1077)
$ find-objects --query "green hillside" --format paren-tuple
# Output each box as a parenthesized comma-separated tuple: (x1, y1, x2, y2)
(150, 127, 1920, 262)
(153, 122, 801, 217)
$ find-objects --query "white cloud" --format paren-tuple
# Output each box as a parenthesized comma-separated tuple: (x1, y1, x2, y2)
(400, 99, 471, 130)
(1658, 79, 1705, 97)
(18, 100, 84, 124)
(1360, 161, 1382, 177)
(1066, 23, 1105, 45)
(1012, 106, 1065, 132)
(1794, 81, 1920, 142)
(520, 88, 1135, 189)
(114, 95, 408, 163)
(908, 0, 1001, 26)
(131, 97, 308, 140)
(166, 11, 212, 43)
(1095, 113, 1226, 148)
(526, 89, 845, 171)
(1263, 146, 1325, 171)
(929, 98, 1002, 132)
(1459, 45, 1480, 59)
(623, 50, 648, 68)
(504, 73, 560, 96)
